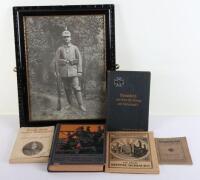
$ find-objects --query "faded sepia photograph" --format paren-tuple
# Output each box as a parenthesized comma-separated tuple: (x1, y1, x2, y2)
(22, 141, 43, 156)
(23, 15, 106, 121)
(110, 138, 149, 160)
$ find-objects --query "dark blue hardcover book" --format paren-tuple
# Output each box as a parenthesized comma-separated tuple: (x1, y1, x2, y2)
(107, 71, 151, 131)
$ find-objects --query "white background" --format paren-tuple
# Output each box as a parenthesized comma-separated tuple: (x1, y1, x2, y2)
(1, 0, 200, 116)
(1, 1, 200, 179)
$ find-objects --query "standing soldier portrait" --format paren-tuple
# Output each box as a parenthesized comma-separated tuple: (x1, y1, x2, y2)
(24, 14, 106, 121)
(55, 27, 86, 112)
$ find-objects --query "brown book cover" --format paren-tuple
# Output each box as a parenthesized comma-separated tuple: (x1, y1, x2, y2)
(48, 124, 105, 172)
(105, 131, 159, 174)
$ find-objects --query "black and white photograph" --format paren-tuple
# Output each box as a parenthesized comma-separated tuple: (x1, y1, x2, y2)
(13, 5, 115, 125)
(25, 15, 106, 121)
(22, 141, 43, 156)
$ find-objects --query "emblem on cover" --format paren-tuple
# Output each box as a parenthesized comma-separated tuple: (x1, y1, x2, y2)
(114, 77, 125, 87)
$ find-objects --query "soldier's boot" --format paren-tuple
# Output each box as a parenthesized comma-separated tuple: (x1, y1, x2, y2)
(65, 89, 73, 110)
(75, 91, 86, 112)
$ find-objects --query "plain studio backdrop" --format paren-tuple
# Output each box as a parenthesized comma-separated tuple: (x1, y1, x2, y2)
(1, 0, 200, 117)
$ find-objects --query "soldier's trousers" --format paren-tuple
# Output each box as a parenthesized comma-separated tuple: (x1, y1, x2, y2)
(61, 76, 83, 105)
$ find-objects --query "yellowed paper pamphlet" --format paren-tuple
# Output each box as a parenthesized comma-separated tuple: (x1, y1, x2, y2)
(9, 126, 54, 163)
(155, 137, 192, 164)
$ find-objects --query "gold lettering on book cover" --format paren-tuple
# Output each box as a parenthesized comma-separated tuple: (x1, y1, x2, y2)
(115, 93, 142, 107)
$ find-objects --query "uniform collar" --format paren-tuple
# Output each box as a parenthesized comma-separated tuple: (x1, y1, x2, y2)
(64, 43, 72, 47)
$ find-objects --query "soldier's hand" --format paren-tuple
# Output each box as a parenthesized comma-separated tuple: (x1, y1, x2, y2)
(57, 59, 67, 65)
(77, 72, 82, 77)
(54, 72, 60, 77)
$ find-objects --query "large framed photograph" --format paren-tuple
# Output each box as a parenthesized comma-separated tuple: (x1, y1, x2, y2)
(13, 5, 115, 127)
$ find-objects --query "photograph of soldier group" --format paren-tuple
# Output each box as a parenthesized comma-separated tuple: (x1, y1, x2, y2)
(111, 139, 149, 158)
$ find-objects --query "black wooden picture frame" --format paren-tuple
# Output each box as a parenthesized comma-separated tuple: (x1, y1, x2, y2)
(13, 5, 115, 127)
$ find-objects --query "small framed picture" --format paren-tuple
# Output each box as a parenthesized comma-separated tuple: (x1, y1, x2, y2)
(13, 5, 115, 127)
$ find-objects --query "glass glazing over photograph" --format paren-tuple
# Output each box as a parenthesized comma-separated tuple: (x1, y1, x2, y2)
(23, 15, 106, 121)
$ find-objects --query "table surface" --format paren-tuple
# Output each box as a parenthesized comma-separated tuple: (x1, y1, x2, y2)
(0, 115, 199, 180)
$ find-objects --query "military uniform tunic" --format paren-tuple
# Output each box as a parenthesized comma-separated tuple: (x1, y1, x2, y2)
(56, 43, 82, 77)
(55, 43, 82, 91)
